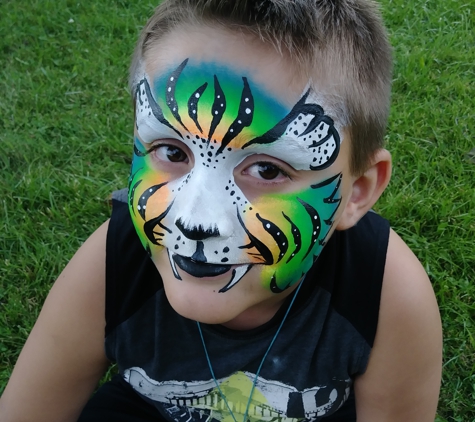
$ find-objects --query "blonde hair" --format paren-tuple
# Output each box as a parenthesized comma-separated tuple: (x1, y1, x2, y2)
(130, 0, 392, 175)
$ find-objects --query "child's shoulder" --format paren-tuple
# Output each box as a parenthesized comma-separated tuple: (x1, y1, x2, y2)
(353, 228, 442, 420)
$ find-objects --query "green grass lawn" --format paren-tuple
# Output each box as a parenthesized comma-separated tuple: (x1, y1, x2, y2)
(1, 0, 473, 420)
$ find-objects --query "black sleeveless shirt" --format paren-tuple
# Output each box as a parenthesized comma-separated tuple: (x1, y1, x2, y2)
(105, 193, 389, 421)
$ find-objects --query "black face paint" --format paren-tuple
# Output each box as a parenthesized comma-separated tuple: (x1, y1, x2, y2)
(131, 59, 344, 292)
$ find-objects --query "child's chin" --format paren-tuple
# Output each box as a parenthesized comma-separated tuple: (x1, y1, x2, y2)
(168, 297, 241, 325)
(163, 282, 241, 323)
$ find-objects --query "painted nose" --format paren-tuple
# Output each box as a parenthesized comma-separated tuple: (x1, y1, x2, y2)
(175, 218, 220, 241)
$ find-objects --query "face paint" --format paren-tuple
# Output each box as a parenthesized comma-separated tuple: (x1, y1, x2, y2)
(129, 59, 342, 293)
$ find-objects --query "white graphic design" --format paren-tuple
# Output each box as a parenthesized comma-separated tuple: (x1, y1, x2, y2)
(124, 367, 351, 421)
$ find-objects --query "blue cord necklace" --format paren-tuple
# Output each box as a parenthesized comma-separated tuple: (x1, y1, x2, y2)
(197, 277, 305, 422)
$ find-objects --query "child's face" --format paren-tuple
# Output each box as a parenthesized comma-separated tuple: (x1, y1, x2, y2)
(129, 26, 353, 324)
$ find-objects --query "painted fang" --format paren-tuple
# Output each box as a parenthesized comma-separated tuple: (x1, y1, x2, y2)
(129, 59, 343, 292)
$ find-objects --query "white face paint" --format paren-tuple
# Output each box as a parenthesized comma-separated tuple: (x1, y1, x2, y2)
(129, 59, 343, 293)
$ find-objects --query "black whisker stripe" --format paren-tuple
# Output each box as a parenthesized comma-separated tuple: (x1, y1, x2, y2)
(241, 89, 311, 149)
(137, 182, 168, 220)
(217, 77, 254, 155)
(282, 212, 302, 263)
(324, 205, 340, 226)
(141, 78, 183, 139)
(157, 220, 172, 235)
(312, 173, 343, 226)
(208, 75, 226, 142)
(323, 173, 343, 204)
(143, 201, 174, 245)
(256, 214, 288, 263)
(133, 142, 146, 157)
(128, 166, 144, 186)
(310, 172, 341, 191)
(311, 173, 343, 224)
(297, 198, 322, 261)
(165, 59, 189, 132)
(237, 210, 274, 265)
(128, 178, 142, 216)
(187, 82, 208, 133)
(269, 273, 292, 293)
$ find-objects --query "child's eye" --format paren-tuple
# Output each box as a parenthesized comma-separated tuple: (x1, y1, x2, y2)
(246, 162, 289, 181)
(150, 144, 189, 163)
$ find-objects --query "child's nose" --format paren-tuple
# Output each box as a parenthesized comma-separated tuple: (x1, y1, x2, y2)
(175, 219, 220, 241)
(171, 172, 237, 239)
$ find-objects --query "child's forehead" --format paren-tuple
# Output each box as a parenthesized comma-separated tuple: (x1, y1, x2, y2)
(136, 25, 349, 172)
(143, 24, 306, 108)
(152, 60, 292, 126)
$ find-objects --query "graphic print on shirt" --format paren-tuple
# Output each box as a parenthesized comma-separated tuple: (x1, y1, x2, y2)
(129, 59, 343, 292)
(124, 366, 350, 421)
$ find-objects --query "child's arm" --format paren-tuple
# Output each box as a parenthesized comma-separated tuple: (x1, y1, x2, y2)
(0, 221, 110, 422)
(354, 228, 443, 421)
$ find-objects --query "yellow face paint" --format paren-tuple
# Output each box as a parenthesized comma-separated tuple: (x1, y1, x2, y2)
(129, 59, 342, 292)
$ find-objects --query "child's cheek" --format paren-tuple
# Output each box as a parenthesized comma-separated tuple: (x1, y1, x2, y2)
(242, 177, 341, 291)
(128, 140, 174, 252)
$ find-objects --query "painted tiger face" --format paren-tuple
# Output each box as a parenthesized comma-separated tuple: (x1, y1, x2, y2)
(129, 59, 343, 293)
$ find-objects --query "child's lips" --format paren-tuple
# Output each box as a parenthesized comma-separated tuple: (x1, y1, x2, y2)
(172, 254, 232, 278)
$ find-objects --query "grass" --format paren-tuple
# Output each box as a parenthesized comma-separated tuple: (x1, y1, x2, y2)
(0, 0, 474, 420)
(379, 1, 474, 420)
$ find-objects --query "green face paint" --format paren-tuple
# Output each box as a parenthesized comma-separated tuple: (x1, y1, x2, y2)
(130, 58, 342, 292)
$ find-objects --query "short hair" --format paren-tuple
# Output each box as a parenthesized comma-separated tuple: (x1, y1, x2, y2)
(130, 0, 392, 175)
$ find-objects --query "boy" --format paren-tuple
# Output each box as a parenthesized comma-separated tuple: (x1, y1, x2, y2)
(0, 1, 442, 421)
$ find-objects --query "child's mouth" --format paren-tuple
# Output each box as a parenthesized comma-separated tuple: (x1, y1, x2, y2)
(167, 250, 253, 292)
(172, 254, 231, 278)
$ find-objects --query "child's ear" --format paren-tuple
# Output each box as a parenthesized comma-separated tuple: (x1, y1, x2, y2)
(336, 149, 392, 230)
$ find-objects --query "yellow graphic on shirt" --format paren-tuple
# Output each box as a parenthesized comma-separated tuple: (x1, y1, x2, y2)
(124, 367, 350, 421)
(208, 372, 288, 422)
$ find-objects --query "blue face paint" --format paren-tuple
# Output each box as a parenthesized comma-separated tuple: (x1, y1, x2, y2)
(130, 58, 342, 292)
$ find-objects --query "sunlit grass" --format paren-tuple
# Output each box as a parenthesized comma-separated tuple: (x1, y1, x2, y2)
(377, 1, 474, 420)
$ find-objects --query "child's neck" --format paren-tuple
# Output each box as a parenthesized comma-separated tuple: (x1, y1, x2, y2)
(220, 283, 299, 331)
(220, 305, 280, 331)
